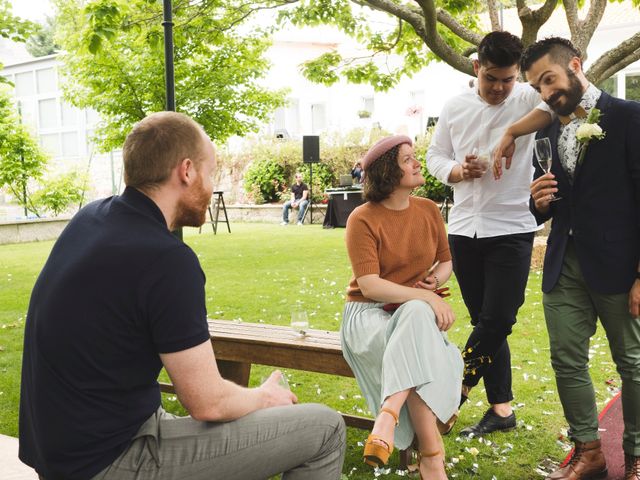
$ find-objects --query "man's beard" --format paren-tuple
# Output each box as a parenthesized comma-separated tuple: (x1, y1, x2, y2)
(174, 176, 211, 228)
(545, 69, 584, 116)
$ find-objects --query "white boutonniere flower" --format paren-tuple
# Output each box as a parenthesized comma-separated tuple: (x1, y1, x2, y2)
(576, 108, 605, 164)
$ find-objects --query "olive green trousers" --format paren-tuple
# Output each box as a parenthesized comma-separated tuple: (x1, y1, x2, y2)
(544, 241, 640, 455)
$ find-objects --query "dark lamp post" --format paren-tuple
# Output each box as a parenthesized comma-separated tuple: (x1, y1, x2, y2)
(163, 0, 182, 239)
(162, 0, 175, 113)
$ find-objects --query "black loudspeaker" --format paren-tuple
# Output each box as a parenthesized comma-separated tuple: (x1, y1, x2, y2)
(303, 135, 320, 163)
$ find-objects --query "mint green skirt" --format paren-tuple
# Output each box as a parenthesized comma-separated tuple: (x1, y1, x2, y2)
(341, 300, 463, 449)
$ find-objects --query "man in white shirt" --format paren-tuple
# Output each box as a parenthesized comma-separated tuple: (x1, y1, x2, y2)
(426, 31, 548, 437)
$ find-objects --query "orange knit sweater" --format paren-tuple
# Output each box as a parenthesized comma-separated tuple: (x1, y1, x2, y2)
(345, 196, 451, 302)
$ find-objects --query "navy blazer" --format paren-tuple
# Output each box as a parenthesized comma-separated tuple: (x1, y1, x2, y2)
(531, 92, 640, 294)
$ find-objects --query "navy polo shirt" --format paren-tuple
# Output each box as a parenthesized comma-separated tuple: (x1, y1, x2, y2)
(19, 187, 210, 480)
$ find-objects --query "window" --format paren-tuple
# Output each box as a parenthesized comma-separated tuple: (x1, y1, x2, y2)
(625, 73, 640, 101)
(597, 76, 617, 97)
(362, 96, 374, 114)
(16, 98, 36, 129)
(311, 103, 327, 134)
(61, 102, 78, 127)
(14, 71, 35, 97)
(86, 108, 100, 127)
(62, 132, 79, 157)
(273, 107, 286, 131)
(287, 98, 300, 135)
(36, 68, 56, 94)
(38, 98, 58, 129)
(40, 133, 61, 157)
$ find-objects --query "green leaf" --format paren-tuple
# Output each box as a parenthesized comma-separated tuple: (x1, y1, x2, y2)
(88, 33, 101, 54)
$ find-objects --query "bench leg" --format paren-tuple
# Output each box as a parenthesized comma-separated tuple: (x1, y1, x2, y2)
(399, 448, 412, 470)
(217, 360, 251, 386)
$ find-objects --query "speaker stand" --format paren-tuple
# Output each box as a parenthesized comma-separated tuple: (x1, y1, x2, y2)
(308, 163, 313, 224)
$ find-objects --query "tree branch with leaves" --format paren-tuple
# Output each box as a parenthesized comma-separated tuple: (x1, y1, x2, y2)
(53, 0, 288, 152)
(274, 0, 640, 89)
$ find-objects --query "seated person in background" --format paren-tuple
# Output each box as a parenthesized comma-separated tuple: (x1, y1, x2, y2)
(281, 172, 309, 225)
(19, 111, 346, 480)
(342, 135, 463, 480)
(351, 161, 363, 183)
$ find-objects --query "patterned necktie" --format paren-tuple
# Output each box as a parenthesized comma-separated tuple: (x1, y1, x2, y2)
(558, 105, 588, 125)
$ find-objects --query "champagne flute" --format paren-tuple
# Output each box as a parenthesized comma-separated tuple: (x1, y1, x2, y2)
(534, 138, 561, 201)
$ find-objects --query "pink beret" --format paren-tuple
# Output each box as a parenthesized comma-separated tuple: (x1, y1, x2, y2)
(361, 135, 413, 171)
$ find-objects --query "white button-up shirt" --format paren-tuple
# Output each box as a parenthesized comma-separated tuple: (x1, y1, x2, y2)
(426, 82, 543, 238)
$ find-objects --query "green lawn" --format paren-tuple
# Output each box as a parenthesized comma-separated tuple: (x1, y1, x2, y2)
(0, 223, 620, 479)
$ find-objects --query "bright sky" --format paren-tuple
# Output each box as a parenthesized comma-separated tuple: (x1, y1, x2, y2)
(11, 0, 54, 23)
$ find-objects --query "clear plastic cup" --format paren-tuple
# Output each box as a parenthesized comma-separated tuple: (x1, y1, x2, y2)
(290, 309, 309, 337)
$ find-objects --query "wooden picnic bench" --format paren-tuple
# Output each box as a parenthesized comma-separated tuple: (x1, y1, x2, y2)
(159, 319, 416, 468)
(159, 319, 373, 430)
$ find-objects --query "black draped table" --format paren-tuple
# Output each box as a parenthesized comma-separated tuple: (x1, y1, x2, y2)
(323, 188, 365, 228)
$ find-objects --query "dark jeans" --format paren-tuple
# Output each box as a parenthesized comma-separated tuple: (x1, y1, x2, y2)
(449, 232, 534, 405)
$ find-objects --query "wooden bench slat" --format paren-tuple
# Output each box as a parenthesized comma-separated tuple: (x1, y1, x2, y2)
(208, 320, 342, 349)
(211, 334, 341, 348)
(208, 319, 339, 338)
(210, 331, 342, 348)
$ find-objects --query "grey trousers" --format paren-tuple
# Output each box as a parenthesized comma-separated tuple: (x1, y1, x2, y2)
(92, 403, 346, 480)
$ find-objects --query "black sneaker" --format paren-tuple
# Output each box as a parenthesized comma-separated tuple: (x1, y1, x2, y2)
(459, 408, 516, 436)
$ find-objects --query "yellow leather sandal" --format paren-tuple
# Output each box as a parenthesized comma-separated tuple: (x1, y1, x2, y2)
(363, 407, 399, 467)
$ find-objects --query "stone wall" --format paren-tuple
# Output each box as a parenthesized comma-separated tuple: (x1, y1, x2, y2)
(0, 205, 328, 244)
(0, 217, 71, 245)
(209, 203, 327, 225)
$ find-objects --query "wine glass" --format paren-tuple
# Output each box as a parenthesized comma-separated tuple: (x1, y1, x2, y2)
(290, 309, 309, 337)
(534, 138, 561, 201)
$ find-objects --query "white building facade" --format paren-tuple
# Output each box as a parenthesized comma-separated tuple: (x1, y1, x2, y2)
(1, 54, 124, 217)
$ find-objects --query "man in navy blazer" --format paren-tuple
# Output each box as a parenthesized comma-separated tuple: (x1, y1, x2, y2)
(521, 38, 640, 480)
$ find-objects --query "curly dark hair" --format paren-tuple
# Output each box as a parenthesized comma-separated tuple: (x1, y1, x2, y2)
(521, 37, 582, 73)
(363, 145, 404, 202)
(477, 31, 523, 68)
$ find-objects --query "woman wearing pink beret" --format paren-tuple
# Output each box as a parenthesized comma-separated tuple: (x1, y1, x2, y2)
(341, 135, 463, 479)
